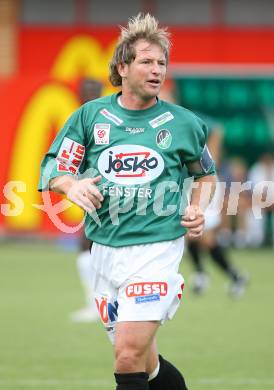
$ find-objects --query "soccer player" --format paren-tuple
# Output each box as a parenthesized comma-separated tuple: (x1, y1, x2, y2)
(187, 115, 248, 297)
(159, 87, 248, 296)
(39, 14, 216, 390)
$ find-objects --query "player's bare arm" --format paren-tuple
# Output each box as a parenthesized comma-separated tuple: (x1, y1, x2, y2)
(181, 175, 216, 238)
(49, 175, 104, 214)
(207, 126, 223, 168)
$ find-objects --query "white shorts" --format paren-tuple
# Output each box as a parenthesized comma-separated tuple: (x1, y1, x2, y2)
(89, 237, 185, 343)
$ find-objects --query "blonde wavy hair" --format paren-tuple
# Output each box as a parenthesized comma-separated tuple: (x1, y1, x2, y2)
(109, 13, 171, 87)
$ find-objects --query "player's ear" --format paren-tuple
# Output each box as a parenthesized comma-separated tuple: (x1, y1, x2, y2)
(117, 63, 128, 78)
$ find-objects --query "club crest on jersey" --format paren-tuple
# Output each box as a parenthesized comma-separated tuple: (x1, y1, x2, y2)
(156, 129, 172, 149)
(56, 137, 85, 174)
(97, 145, 164, 185)
(94, 123, 110, 145)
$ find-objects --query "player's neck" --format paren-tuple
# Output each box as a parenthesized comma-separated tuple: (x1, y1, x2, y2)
(119, 91, 157, 110)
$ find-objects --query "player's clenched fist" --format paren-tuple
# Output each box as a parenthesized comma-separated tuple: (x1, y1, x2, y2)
(181, 205, 205, 238)
(67, 176, 104, 214)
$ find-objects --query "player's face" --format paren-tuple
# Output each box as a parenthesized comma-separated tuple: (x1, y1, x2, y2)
(120, 40, 167, 102)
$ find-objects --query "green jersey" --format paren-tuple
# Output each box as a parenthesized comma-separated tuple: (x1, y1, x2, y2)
(39, 93, 215, 247)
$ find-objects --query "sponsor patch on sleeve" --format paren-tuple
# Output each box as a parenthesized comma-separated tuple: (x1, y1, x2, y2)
(56, 137, 85, 174)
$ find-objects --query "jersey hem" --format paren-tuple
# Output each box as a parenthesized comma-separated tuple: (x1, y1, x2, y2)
(89, 232, 186, 248)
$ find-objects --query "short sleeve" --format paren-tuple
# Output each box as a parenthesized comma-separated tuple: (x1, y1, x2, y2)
(38, 107, 87, 192)
(182, 113, 216, 179)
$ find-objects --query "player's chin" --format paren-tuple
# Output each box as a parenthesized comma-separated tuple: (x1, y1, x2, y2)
(145, 84, 161, 95)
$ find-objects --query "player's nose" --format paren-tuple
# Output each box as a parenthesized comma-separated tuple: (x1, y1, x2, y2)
(151, 62, 161, 75)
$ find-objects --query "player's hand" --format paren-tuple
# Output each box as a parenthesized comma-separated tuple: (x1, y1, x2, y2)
(181, 205, 205, 238)
(67, 176, 104, 214)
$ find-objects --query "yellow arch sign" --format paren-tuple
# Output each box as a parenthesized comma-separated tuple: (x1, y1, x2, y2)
(51, 34, 117, 84)
(7, 34, 118, 230)
(7, 83, 82, 229)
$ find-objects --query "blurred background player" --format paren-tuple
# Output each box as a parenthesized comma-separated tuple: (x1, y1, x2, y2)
(70, 78, 103, 322)
(246, 151, 274, 247)
(218, 156, 250, 249)
(187, 115, 248, 297)
(159, 84, 248, 297)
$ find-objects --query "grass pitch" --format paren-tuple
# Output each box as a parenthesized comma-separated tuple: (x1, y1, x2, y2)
(0, 241, 273, 389)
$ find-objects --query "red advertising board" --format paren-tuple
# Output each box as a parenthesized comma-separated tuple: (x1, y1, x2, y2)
(1, 27, 274, 234)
